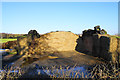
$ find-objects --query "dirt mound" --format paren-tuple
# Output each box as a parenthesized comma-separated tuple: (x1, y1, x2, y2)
(37, 31, 79, 51)
(2, 30, 104, 72)
(17, 31, 79, 56)
(2, 41, 17, 49)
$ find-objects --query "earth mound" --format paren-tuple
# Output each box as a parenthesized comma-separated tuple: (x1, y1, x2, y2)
(17, 31, 79, 56)
(2, 29, 103, 72)
(2, 41, 17, 49)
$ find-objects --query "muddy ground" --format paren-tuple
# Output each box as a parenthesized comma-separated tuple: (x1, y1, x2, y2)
(2, 50, 103, 68)
(1, 50, 105, 78)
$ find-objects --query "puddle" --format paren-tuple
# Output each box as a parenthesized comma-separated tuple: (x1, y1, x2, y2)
(0, 49, 12, 51)
(37, 66, 89, 78)
(0, 65, 90, 78)
(0, 49, 13, 56)
(0, 49, 90, 78)
(0, 69, 19, 73)
(9, 62, 14, 66)
(0, 50, 6, 54)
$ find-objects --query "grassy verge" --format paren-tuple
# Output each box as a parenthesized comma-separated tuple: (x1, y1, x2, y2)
(0, 38, 17, 43)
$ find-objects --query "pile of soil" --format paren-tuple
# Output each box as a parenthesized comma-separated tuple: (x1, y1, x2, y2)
(2, 31, 103, 69)
(17, 31, 79, 56)
(2, 41, 17, 49)
(2, 30, 104, 78)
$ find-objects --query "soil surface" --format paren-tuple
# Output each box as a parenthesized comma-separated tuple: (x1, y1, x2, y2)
(1, 50, 104, 78)
(2, 31, 103, 69)
(2, 50, 103, 69)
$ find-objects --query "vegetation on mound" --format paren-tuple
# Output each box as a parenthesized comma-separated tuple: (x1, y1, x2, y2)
(0, 33, 27, 39)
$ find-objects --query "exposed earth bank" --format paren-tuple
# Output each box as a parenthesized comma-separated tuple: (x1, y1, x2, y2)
(2, 30, 103, 74)
(2, 26, 120, 78)
(2, 27, 114, 78)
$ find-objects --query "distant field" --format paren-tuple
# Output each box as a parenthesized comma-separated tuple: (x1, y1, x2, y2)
(109, 35, 120, 39)
(0, 39, 17, 43)
(116, 36, 120, 38)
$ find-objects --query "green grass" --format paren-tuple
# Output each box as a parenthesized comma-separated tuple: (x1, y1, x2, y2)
(21, 36, 27, 38)
(116, 36, 120, 38)
(8, 52, 17, 54)
(0, 38, 17, 43)
(109, 35, 120, 39)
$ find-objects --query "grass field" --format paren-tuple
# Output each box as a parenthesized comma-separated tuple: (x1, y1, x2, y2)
(0, 39, 17, 43)
(116, 36, 120, 38)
